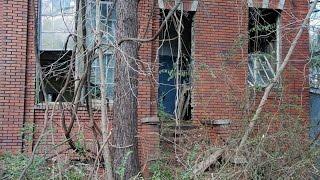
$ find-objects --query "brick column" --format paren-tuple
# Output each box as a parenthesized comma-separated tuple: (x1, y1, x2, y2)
(0, 0, 29, 153)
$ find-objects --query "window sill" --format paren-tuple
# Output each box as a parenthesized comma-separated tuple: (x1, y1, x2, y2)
(34, 102, 74, 110)
(34, 100, 114, 110)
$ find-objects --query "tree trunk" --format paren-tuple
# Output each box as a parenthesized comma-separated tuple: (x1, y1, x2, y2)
(113, 0, 140, 179)
(96, 0, 114, 179)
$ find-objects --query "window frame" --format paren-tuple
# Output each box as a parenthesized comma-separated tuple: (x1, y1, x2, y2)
(39, 0, 76, 50)
(247, 8, 282, 88)
(36, 0, 116, 105)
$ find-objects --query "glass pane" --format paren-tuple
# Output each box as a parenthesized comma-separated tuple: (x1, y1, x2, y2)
(41, 32, 53, 49)
(86, 33, 95, 48)
(52, 0, 62, 16)
(51, 33, 69, 50)
(41, 16, 53, 32)
(66, 36, 75, 50)
(91, 86, 101, 99)
(51, 0, 74, 15)
(106, 84, 114, 99)
(106, 54, 115, 67)
(101, 3, 108, 19)
(101, 20, 108, 32)
(64, 16, 75, 30)
(41, 0, 52, 15)
(53, 16, 74, 32)
(106, 68, 114, 83)
(61, 0, 75, 14)
(107, 21, 116, 41)
(53, 16, 66, 32)
(108, 3, 116, 20)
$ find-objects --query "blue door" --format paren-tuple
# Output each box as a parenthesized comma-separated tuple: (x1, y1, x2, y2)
(158, 55, 176, 115)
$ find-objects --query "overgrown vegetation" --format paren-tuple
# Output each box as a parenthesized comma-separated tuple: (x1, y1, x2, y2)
(0, 153, 86, 179)
(151, 101, 320, 179)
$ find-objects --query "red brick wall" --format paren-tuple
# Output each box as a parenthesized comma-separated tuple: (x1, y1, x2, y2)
(191, 0, 310, 143)
(0, 0, 29, 153)
(137, 0, 160, 174)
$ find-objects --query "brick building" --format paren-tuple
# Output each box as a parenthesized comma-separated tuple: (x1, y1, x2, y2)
(0, 0, 311, 172)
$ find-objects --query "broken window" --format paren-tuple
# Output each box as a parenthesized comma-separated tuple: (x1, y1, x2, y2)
(37, 51, 74, 102)
(37, 0, 116, 103)
(37, 0, 75, 103)
(158, 10, 194, 120)
(248, 8, 281, 87)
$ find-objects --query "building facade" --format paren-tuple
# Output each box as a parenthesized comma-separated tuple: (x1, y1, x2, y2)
(0, 0, 311, 172)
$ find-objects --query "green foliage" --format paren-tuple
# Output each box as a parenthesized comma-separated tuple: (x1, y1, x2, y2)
(149, 160, 174, 180)
(179, 145, 200, 179)
(157, 97, 172, 121)
(0, 153, 48, 180)
(63, 166, 86, 180)
(75, 133, 86, 156)
(0, 153, 86, 180)
(249, 23, 277, 33)
(159, 68, 190, 82)
(311, 55, 320, 68)
(20, 123, 35, 144)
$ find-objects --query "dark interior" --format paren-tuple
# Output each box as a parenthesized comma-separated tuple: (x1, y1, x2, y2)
(39, 50, 74, 102)
(158, 10, 194, 120)
(248, 8, 281, 54)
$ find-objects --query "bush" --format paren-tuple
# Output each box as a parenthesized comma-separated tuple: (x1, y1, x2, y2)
(0, 153, 49, 179)
(149, 160, 174, 180)
(0, 153, 86, 180)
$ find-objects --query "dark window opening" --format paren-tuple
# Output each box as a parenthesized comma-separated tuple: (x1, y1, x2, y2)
(248, 8, 280, 54)
(38, 51, 74, 103)
(158, 10, 194, 120)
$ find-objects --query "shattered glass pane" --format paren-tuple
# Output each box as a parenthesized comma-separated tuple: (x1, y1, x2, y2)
(248, 53, 277, 87)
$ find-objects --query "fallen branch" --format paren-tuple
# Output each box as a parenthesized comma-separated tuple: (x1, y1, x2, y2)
(191, 148, 224, 178)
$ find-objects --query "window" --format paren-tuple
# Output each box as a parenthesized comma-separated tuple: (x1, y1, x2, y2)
(37, 0, 116, 103)
(248, 8, 281, 87)
(40, 0, 75, 50)
(158, 10, 194, 120)
(90, 54, 115, 100)
(37, 51, 74, 103)
(87, 0, 116, 101)
(86, 0, 116, 47)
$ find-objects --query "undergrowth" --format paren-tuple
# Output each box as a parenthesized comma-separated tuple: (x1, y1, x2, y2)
(0, 153, 86, 180)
